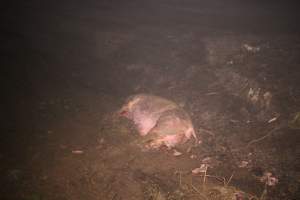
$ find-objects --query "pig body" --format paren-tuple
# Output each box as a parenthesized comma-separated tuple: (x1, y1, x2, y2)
(119, 94, 197, 149)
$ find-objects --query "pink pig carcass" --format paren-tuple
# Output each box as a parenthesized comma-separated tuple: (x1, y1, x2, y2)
(119, 94, 198, 149)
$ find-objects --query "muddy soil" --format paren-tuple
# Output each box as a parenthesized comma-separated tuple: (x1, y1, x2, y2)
(1, 0, 300, 199)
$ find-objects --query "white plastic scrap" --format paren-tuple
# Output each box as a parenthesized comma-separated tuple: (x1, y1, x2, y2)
(192, 164, 208, 174)
(238, 161, 249, 168)
(72, 150, 84, 154)
(243, 44, 260, 53)
(268, 116, 278, 123)
(173, 149, 183, 156)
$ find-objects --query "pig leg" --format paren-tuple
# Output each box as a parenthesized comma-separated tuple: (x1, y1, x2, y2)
(163, 134, 187, 148)
(144, 139, 164, 149)
(146, 134, 186, 149)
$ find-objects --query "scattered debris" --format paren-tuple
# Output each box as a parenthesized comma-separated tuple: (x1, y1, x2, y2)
(238, 161, 249, 168)
(173, 149, 183, 156)
(243, 44, 260, 53)
(246, 126, 283, 148)
(198, 128, 215, 137)
(247, 88, 273, 111)
(259, 172, 279, 200)
(96, 138, 106, 149)
(226, 173, 234, 186)
(98, 138, 105, 144)
(227, 60, 234, 65)
(268, 116, 279, 123)
(234, 192, 245, 200)
(260, 172, 278, 186)
(190, 184, 255, 200)
(230, 119, 240, 123)
(201, 157, 212, 164)
(288, 112, 300, 129)
(205, 92, 218, 96)
(192, 164, 208, 174)
(71, 150, 84, 154)
(263, 91, 272, 108)
(247, 87, 260, 104)
(175, 170, 183, 187)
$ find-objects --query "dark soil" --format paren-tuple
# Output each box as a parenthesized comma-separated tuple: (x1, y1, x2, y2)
(1, 0, 300, 199)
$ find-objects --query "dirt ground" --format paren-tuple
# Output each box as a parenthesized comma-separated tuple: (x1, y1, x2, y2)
(1, 0, 300, 199)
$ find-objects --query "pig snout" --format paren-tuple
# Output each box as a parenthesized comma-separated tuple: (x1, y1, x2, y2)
(119, 110, 128, 117)
(118, 105, 130, 118)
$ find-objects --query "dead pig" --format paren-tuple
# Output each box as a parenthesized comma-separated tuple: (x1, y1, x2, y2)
(119, 94, 198, 149)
